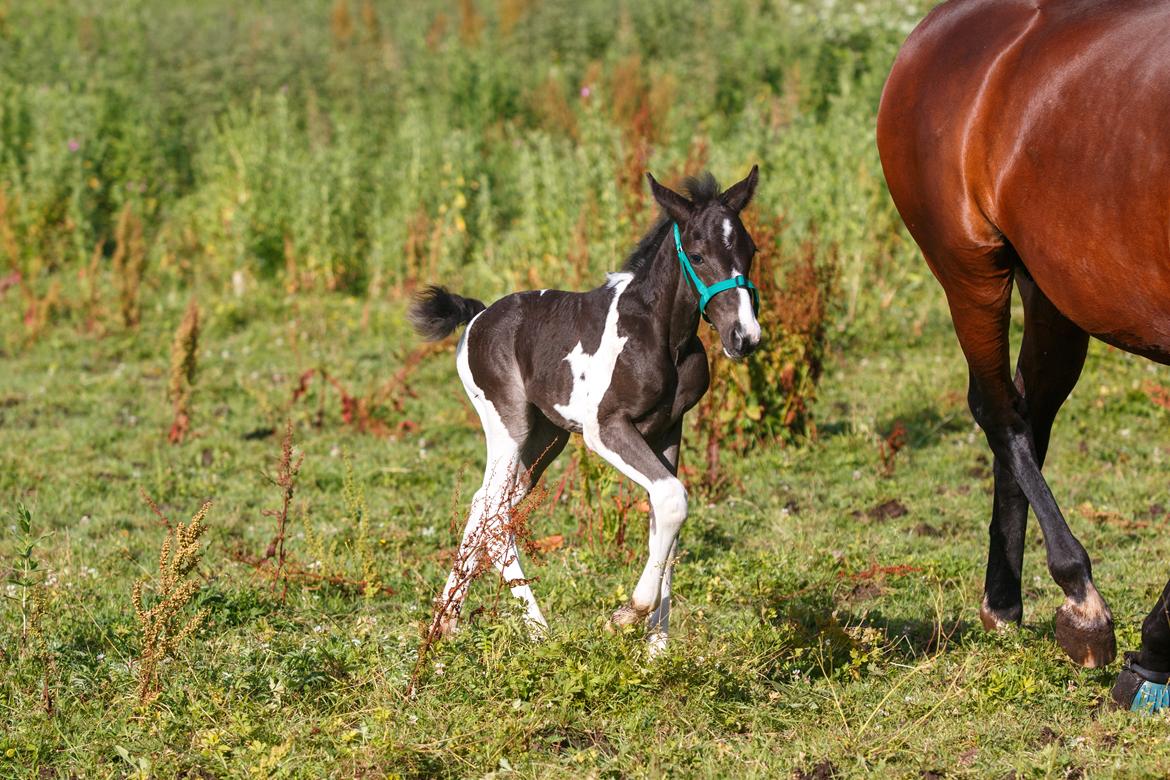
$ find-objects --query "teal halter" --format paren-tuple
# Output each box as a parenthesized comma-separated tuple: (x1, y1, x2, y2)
(672, 222, 760, 323)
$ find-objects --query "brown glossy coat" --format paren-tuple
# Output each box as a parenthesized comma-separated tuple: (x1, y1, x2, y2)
(879, 0, 1170, 668)
(881, 0, 1170, 361)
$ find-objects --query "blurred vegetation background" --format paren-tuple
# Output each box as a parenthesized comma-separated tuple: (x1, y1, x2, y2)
(0, 0, 928, 325)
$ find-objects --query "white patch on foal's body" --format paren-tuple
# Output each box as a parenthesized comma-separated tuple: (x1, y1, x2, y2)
(605, 271, 633, 288)
(722, 218, 734, 249)
(554, 273, 636, 474)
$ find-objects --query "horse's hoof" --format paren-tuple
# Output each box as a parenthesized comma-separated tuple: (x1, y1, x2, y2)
(979, 598, 1022, 631)
(605, 603, 648, 633)
(1054, 600, 1116, 668)
(1111, 654, 1170, 713)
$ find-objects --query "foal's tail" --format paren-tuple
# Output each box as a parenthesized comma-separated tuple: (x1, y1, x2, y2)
(408, 285, 487, 341)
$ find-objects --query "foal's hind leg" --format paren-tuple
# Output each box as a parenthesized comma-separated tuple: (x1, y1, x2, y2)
(431, 424, 526, 638)
(433, 328, 568, 638)
(980, 271, 1089, 630)
(496, 414, 569, 631)
(432, 412, 567, 638)
(940, 247, 1114, 667)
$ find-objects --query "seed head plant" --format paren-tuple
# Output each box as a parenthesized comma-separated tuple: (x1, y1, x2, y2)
(132, 495, 212, 705)
(112, 202, 145, 328)
(342, 451, 381, 600)
(5, 503, 59, 714)
(263, 420, 304, 602)
(5, 502, 50, 639)
(167, 298, 200, 444)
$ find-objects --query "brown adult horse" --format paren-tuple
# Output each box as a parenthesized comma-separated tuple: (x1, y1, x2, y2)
(878, 0, 1170, 705)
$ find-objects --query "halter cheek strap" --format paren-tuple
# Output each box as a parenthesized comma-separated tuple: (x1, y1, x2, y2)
(672, 223, 760, 323)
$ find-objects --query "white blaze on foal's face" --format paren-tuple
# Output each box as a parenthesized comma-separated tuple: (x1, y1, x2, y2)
(734, 271, 761, 343)
(688, 212, 761, 360)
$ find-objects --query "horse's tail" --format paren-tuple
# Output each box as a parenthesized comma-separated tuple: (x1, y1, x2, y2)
(408, 285, 487, 341)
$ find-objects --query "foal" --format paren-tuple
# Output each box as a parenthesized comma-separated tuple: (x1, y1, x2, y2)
(409, 167, 761, 653)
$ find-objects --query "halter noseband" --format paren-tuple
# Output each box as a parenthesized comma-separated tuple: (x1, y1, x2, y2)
(672, 222, 760, 324)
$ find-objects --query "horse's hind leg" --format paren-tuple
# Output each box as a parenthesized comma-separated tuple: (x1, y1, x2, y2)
(940, 246, 1114, 667)
(431, 426, 523, 638)
(432, 403, 568, 639)
(980, 271, 1089, 630)
(497, 414, 569, 632)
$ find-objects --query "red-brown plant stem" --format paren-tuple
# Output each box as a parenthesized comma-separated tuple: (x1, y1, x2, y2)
(263, 420, 304, 602)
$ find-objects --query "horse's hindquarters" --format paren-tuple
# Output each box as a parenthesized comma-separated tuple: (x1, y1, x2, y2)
(880, 0, 1170, 359)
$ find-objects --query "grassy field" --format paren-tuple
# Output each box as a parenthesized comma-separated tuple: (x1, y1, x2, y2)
(5, 0, 1170, 778)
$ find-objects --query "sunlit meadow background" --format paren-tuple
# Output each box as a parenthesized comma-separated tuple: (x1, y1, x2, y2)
(5, 0, 1170, 777)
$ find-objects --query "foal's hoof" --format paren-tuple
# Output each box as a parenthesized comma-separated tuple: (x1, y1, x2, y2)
(1054, 602, 1116, 668)
(1112, 654, 1170, 713)
(605, 603, 648, 633)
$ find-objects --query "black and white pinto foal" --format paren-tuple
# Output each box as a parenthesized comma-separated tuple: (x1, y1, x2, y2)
(409, 167, 762, 655)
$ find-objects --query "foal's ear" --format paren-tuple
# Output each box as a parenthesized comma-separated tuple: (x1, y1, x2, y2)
(646, 173, 693, 224)
(720, 164, 759, 212)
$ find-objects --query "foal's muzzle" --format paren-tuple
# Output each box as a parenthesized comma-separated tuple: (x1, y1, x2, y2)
(726, 325, 761, 359)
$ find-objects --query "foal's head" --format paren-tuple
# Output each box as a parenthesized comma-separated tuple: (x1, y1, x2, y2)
(646, 166, 762, 359)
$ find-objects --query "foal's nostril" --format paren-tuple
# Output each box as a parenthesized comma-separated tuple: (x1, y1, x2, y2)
(730, 327, 745, 354)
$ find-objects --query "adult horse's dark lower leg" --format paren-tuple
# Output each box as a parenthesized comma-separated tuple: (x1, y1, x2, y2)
(941, 249, 1114, 667)
(980, 271, 1089, 631)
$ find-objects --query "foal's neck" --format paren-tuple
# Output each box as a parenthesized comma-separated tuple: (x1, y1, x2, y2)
(627, 234, 702, 360)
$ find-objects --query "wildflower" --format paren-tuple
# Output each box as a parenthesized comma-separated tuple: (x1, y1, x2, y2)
(580, 85, 591, 98)
(67, 138, 80, 153)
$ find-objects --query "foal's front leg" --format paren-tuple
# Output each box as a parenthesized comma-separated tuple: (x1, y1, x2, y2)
(584, 417, 687, 642)
(645, 422, 683, 656)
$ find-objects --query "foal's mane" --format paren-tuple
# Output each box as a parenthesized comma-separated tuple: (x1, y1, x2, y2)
(622, 172, 722, 274)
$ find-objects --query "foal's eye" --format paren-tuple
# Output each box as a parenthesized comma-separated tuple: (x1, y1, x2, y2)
(690, 254, 704, 265)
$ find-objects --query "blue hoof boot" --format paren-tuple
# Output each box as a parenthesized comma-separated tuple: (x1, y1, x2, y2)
(1112, 654, 1170, 713)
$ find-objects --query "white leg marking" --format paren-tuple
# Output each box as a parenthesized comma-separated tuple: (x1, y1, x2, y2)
(435, 314, 547, 637)
(631, 478, 687, 612)
(647, 539, 678, 657)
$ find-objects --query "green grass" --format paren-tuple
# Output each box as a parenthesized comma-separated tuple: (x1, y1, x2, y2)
(4, 287, 1170, 777)
(5, 0, 1170, 777)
